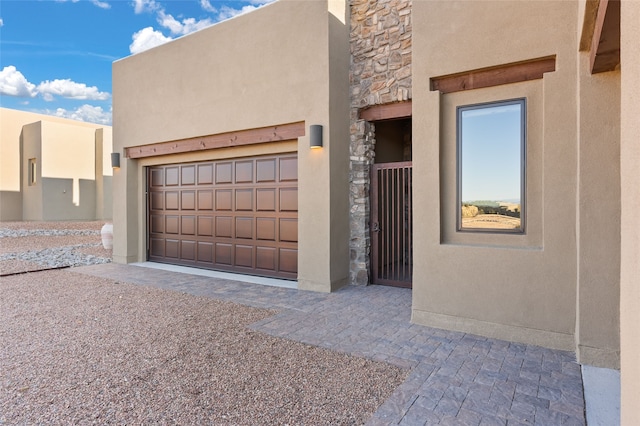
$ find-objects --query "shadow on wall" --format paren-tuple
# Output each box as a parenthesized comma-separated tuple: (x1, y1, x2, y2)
(0, 191, 23, 221)
(40, 177, 97, 221)
(1, 177, 113, 222)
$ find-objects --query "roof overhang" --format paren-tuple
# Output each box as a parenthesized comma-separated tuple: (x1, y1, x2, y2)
(589, 0, 621, 74)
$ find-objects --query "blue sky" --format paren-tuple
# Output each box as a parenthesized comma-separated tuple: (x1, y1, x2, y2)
(0, 0, 274, 125)
(460, 102, 523, 203)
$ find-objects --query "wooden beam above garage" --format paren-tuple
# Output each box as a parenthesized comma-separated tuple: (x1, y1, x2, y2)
(430, 56, 556, 94)
(590, 0, 621, 74)
(125, 121, 305, 159)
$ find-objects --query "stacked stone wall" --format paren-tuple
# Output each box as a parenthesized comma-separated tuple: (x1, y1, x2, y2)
(349, 0, 412, 285)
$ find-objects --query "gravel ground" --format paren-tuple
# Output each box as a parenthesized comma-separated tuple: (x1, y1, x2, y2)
(0, 222, 111, 273)
(0, 222, 407, 424)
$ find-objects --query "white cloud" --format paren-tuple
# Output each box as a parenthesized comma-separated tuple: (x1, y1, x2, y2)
(129, 26, 173, 54)
(130, 0, 275, 54)
(248, 0, 275, 5)
(0, 18, 4, 27)
(199, 0, 216, 13)
(47, 105, 112, 125)
(37, 79, 110, 101)
(216, 1, 275, 21)
(91, 0, 111, 9)
(0, 66, 38, 98)
(133, 0, 160, 14)
(158, 10, 214, 36)
(55, 0, 110, 8)
(217, 4, 259, 21)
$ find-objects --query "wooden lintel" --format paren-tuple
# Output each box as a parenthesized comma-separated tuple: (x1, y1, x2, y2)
(359, 101, 412, 122)
(125, 121, 305, 159)
(430, 56, 556, 94)
(590, 0, 621, 74)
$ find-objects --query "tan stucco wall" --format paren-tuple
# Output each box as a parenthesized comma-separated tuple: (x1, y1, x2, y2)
(576, 55, 620, 368)
(21, 122, 43, 221)
(327, 0, 351, 289)
(112, 0, 350, 291)
(620, 0, 640, 421)
(39, 121, 98, 220)
(0, 192, 22, 221)
(412, 1, 581, 350)
(95, 127, 114, 220)
(0, 107, 112, 221)
(0, 108, 28, 193)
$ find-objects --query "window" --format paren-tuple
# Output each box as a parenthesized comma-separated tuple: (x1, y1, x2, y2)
(457, 99, 525, 232)
(28, 158, 37, 186)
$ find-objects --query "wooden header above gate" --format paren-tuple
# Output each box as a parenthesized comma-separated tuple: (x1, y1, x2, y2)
(359, 101, 412, 122)
(124, 121, 305, 159)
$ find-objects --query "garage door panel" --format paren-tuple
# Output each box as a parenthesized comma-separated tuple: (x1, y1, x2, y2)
(216, 216, 232, 238)
(197, 242, 213, 262)
(198, 190, 213, 210)
(182, 216, 196, 235)
(235, 245, 254, 268)
(279, 248, 297, 273)
(236, 217, 253, 239)
(256, 217, 276, 241)
(166, 216, 179, 234)
(215, 243, 232, 265)
(181, 165, 196, 185)
(235, 189, 253, 211)
(257, 189, 276, 211)
(280, 218, 298, 243)
(151, 169, 164, 187)
(198, 216, 214, 236)
(166, 167, 179, 186)
(257, 159, 276, 182)
(236, 161, 253, 183)
(182, 240, 196, 260)
(181, 191, 196, 210)
(151, 192, 164, 210)
(280, 188, 298, 212)
(280, 157, 297, 182)
(216, 190, 232, 211)
(151, 214, 164, 233)
(256, 246, 276, 271)
(165, 239, 179, 258)
(150, 238, 164, 257)
(216, 163, 233, 184)
(148, 153, 297, 279)
(166, 192, 179, 210)
(198, 163, 213, 184)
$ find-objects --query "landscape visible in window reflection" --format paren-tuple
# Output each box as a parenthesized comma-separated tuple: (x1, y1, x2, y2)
(459, 101, 523, 231)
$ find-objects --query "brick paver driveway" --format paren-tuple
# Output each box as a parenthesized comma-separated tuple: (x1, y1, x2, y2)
(77, 263, 585, 425)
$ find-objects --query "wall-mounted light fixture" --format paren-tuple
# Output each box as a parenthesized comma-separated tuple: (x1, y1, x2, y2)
(111, 152, 121, 169)
(310, 124, 323, 149)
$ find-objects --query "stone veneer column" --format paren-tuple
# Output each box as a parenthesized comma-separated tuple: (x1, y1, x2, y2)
(349, 0, 412, 285)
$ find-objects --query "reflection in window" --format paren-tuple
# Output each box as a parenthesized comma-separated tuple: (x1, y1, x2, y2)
(458, 99, 525, 232)
(28, 158, 37, 186)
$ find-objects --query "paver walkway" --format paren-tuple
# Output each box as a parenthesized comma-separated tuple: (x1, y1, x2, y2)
(75, 263, 586, 425)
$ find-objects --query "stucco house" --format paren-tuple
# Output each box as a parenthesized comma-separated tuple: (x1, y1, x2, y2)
(0, 108, 113, 221)
(111, 0, 639, 420)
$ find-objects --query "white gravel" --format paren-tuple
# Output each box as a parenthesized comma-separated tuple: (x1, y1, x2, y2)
(0, 222, 111, 273)
(0, 222, 407, 424)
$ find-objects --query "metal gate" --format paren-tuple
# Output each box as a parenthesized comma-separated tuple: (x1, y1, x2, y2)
(371, 161, 413, 288)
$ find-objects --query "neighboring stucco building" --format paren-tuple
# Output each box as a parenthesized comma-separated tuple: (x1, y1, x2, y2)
(0, 108, 113, 221)
(112, 0, 639, 420)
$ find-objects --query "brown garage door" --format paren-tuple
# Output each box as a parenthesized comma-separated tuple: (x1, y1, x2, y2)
(148, 154, 298, 280)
